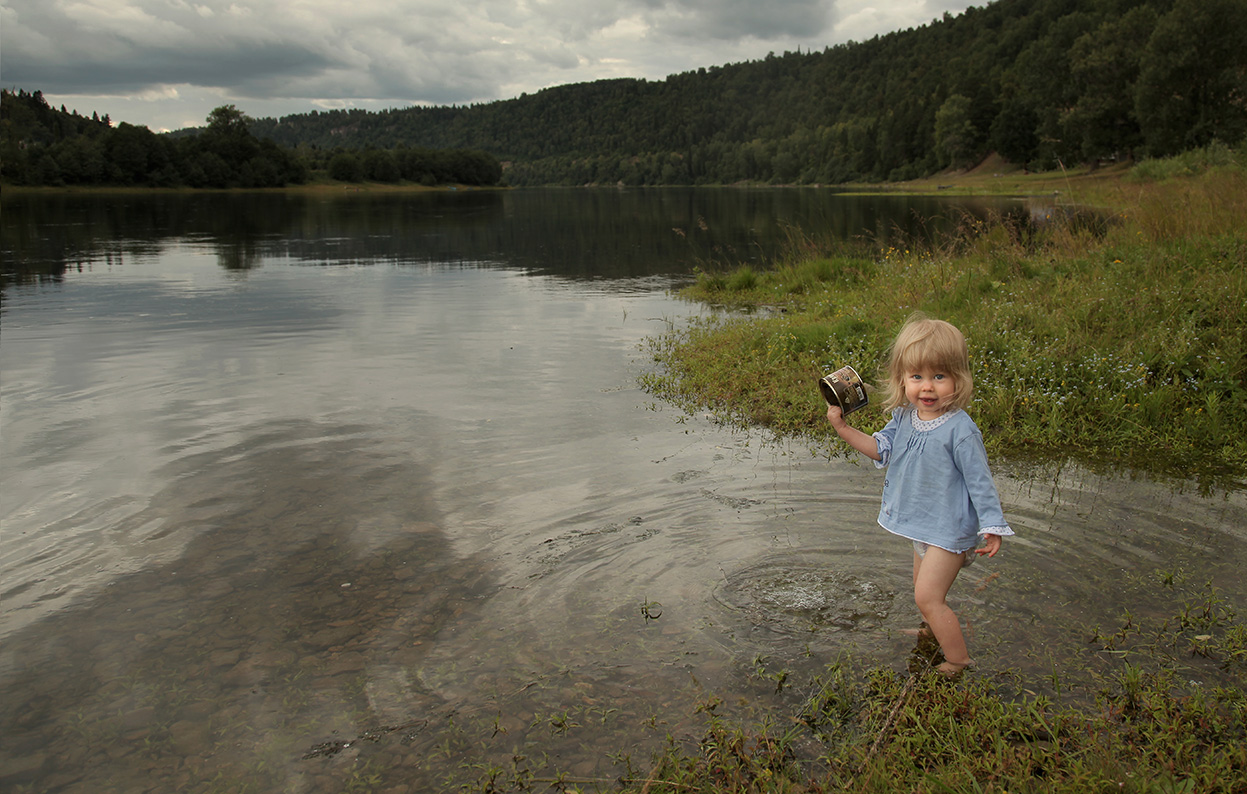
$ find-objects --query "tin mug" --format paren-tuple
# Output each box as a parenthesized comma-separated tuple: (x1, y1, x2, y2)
(819, 365, 868, 416)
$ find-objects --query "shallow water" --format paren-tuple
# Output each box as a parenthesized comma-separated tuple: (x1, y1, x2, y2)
(1, 189, 1244, 792)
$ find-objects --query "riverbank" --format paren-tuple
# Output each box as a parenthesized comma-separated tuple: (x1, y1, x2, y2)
(831, 154, 1131, 199)
(640, 149, 1247, 488)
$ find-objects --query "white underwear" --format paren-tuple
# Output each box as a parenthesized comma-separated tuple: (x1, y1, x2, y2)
(913, 540, 975, 567)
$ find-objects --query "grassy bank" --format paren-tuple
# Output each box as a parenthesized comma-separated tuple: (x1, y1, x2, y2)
(640, 149, 1247, 486)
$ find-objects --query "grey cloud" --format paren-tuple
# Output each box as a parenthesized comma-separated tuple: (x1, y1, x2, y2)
(1, 0, 340, 95)
(642, 0, 834, 41)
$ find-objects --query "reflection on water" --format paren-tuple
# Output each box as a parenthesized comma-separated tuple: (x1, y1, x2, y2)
(1, 190, 1243, 792)
(3, 187, 1043, 289)
(1, 419, 479, 786)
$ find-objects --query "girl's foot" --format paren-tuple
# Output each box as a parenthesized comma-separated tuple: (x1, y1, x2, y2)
(935, 659, 975, 678)
(899, 622, 934, 639)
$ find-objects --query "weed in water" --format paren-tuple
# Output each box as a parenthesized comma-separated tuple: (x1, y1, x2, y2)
(641, 597, 663, 623)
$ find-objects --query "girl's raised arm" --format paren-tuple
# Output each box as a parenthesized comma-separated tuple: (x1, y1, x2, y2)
(827, 405, 883, 461)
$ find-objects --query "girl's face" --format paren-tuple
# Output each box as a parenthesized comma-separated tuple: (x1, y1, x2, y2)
(904, 367, 956, 420)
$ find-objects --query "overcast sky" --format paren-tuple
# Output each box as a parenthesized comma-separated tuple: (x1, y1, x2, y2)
(2, 0, 973, 133)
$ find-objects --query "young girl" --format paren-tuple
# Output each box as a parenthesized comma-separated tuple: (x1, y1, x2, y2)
(827, 313, 1012, 676)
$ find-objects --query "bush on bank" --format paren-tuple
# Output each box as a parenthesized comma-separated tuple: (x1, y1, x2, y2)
(641, 150, 1247, 486)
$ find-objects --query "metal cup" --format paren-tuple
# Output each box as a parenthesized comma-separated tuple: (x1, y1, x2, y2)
(819, 365, 868, 416)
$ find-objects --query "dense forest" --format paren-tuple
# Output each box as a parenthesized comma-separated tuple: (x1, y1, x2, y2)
(4, 0, 1245, 188)
(246, 0, 1247, 185)
(0, 100, 309, 188)
(0, 96, 504, 188)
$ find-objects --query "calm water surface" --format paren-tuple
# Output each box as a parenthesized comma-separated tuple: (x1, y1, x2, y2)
(2, 189, 1244, 792)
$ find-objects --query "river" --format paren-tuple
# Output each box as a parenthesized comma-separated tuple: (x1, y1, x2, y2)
(2, 188, 1244, 792)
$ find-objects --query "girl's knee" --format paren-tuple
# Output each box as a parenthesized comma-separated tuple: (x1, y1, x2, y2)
(914, 592, 944, 616)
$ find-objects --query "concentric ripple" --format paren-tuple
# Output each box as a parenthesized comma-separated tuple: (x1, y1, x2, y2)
(715, 558, 897, 635)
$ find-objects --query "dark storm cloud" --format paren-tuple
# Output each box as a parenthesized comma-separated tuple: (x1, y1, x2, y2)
(5, 41, 337, 96)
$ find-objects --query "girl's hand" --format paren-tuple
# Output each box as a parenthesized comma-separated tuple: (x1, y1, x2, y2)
(976, 534, 1002, 557)
(826, 404, 846, 429)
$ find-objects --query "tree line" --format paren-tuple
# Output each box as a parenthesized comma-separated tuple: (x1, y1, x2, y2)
(0, 94, 503, 188)
(249, 0, 1246, 186)
(1, 97, 308, 188)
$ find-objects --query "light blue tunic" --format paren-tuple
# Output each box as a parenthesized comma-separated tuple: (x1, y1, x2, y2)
(871, 407, 1013, 553)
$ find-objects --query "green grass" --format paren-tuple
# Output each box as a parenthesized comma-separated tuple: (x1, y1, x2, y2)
(641, 150, 1247, 486)
(1127, 140, 1247, 182)
(625, 661, 1245, 793)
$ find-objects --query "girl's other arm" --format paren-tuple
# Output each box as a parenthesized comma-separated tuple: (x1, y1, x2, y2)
(827, 405, 883, 461)
(953, 432, 1014, 554)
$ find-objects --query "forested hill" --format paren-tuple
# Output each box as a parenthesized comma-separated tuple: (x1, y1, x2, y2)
(250, 0, 1247, 186)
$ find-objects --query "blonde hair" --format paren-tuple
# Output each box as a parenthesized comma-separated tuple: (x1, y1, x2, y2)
(880, 313, 974, 412)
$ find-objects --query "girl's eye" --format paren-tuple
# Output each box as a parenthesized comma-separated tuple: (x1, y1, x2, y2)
(934, 374, 946, 380)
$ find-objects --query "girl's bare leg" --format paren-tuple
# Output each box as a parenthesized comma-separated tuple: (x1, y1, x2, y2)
(913, 546, 972, 674)
(898, 551, 935, 638)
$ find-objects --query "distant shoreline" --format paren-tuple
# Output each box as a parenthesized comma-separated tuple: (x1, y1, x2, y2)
(2, 158, 1134, 199)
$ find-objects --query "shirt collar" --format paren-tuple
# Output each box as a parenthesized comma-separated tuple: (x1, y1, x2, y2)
(911, 407, 959, 432)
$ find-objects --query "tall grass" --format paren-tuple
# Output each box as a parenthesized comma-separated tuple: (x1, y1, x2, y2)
(1120, 169, 1247, 242)
(641, 152, 1247, 484)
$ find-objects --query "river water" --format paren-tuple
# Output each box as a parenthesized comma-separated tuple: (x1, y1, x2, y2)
(2, 188, 1244, 792)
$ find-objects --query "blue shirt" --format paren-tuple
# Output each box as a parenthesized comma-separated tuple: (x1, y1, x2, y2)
(871, 407, 1013, 553)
